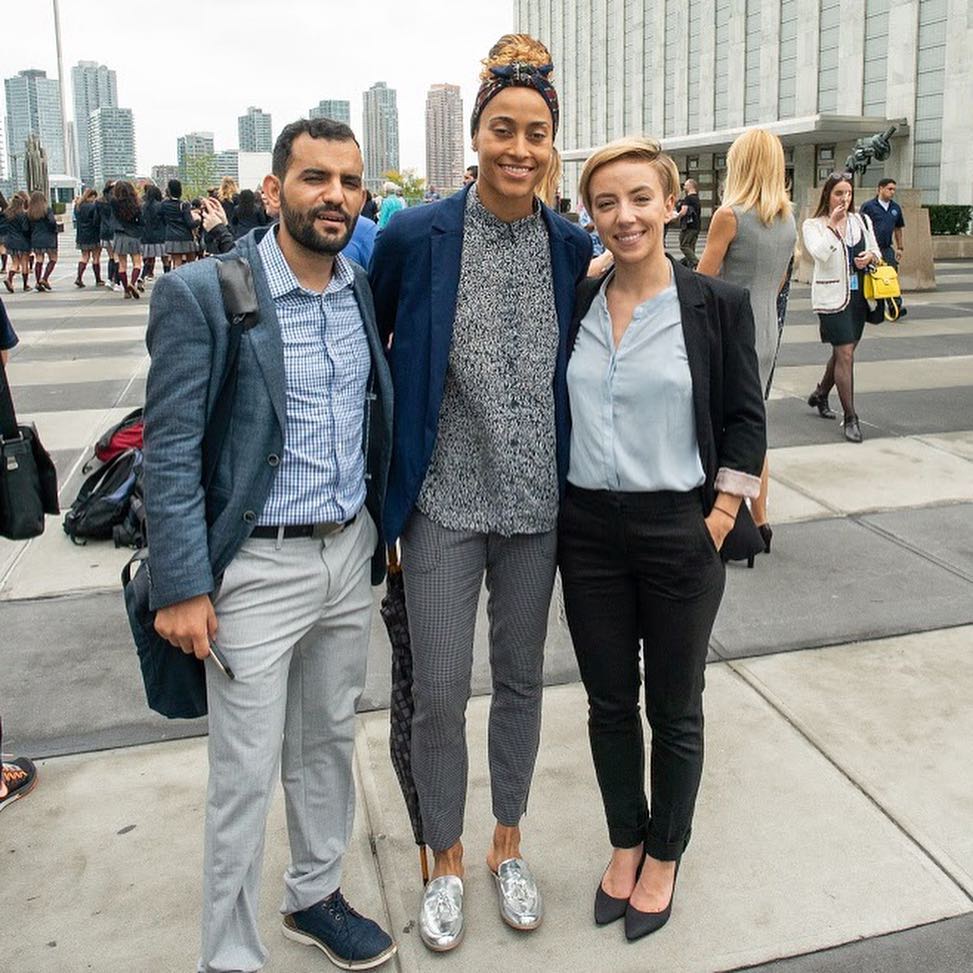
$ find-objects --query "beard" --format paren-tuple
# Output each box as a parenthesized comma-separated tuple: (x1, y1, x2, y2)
(279, 192, 357, 256)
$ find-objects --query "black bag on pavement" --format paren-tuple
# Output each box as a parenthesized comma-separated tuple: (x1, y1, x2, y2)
(123, 256, 258, 720)
(62, 447, 143, 544)
(0, 355, 59, 540)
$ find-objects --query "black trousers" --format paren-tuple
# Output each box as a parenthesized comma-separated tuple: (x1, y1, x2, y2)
(557, 485, 725, 860)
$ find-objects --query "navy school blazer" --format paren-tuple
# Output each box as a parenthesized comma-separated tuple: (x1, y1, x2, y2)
(369, 184, 593, 545)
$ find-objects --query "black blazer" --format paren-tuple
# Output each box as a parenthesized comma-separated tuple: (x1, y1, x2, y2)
(569, 258, 766, 509)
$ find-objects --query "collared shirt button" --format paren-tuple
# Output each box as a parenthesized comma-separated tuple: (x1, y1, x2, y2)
(243, 510, 257, 524)
(267, 453, 280, 467)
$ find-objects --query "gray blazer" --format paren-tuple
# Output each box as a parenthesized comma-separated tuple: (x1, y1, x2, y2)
(143, 227, 393, 611)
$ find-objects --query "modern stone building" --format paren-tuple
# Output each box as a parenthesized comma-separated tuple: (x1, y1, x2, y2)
(4, 69, 66, 181)
(425, 83, 464, 193)
(362, 82, 400, 190)
(88, 106, 136, 187)
(238, 106, 272, 153)
(310, 99, 351, 126)
(215, 149, 239, 181)
(514, 0, 972, 218)
(72, 61, 117, 187)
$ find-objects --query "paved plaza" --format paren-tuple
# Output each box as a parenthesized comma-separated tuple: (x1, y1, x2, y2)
(1, 247, 972, 972)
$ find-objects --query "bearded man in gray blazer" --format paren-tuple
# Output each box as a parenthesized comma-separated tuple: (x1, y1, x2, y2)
(143, 117, 395, 973)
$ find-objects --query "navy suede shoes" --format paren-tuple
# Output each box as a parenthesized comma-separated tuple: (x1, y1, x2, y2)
(282, 889, 396, 970)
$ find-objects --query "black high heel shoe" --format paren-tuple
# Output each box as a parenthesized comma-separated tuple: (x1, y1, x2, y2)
(719, 503, 763, 569)
(756, 523, 773, 554)
(807, 387, 837, 420)
(594, 851, 645, 925)
(624, 859, 680, 942)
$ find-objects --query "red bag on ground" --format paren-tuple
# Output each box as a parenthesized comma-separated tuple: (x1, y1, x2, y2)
(83, 408, 144, 473)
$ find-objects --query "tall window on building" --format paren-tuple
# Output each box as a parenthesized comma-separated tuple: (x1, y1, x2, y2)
(862, 0, 890, 115)
(714, 0, 730, 129)
(778, 0, 798, 119)
(913, 0, 947, 203)
(744, 0, 762, 125)
(817, 0, 840, 112)
(624, 0, 640, 134)
(687, 0, 702, 133)
(642, 0, 659, 134)
(664, 0, 679, 137)
(607, 0, 619, 140)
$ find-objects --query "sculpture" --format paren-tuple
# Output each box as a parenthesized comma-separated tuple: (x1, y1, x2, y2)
(24, 135, 50, 200)
(844, 125, 897, 178)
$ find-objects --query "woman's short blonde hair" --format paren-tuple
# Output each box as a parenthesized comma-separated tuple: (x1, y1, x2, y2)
(721, 129, 792, 225)
(579, 137, 680, 211)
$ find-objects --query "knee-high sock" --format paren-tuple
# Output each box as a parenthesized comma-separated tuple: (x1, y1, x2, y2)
(43, 259, 56, 281)
(22, 271, 30, 288)
(163, 257, 171, 273)
(108, 258, 117, 283)
(130, 266, 141, 287)
(93, 261, 102, 283)
(34, 261, 42, 284)
(1, 253, 6, 272)
(144, 256, 155, 277)
(117, 270, 129, 292)
(76, 261, 86, 282)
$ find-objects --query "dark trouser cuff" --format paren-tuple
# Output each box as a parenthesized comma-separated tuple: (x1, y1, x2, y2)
(608, 824, 649, 850)
(643, 827, 690, 862)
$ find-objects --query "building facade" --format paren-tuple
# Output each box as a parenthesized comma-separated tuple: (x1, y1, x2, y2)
(216, 149, 240, 181)
(89, 106, 135, 187)
(425, 84, 465, 193)
(151, 164, 180, 188)
(514, 0, 972, 216)
(72, 61, 117, 187)
(309, 99, 352, 126)
(238, 106, 272, 153)
(4, 69, 66, 181)
(362, 82, 400, 189)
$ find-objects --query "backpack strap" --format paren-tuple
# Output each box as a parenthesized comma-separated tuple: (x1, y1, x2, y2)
(202, 257, 260, 492)
(0, 353, 21, 442)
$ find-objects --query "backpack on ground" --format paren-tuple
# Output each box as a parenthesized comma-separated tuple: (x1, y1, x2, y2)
(63, 448, 143, 544)
(82, 408, 144, 474)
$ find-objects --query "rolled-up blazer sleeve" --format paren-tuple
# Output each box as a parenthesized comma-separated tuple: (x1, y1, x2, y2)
(143, 273, 215, 610)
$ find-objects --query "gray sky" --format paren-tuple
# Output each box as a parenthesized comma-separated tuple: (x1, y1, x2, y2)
(2, 0, 514, 179)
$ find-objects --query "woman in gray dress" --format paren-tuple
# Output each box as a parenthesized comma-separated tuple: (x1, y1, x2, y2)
(698, 129, 796, 554)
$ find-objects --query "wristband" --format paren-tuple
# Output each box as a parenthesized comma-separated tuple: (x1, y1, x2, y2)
(712, 505, 737, 523)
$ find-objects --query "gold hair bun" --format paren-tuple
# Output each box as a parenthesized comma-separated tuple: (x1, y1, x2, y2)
(480, 33, 553, 81)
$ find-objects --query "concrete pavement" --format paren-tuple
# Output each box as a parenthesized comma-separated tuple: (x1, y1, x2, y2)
(2, 250, 972, 971)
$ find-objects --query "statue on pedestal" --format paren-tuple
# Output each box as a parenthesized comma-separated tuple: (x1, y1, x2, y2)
(844, 126, 896, 179)
(25, 135, 50, 201)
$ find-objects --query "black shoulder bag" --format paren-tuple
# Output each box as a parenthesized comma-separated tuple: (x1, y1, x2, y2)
(0, 354, 59, 539)
(123, 257, 259, 719)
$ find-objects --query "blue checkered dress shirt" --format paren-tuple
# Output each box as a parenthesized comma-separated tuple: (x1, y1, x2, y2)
(256, 228, 370, 526)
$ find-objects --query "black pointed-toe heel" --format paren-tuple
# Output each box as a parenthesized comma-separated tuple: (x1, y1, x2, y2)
(624, 860, 680, 942)
(807, 387, 837, 420)
(757, 523, 773, 554)
(595, 852, 645, 926)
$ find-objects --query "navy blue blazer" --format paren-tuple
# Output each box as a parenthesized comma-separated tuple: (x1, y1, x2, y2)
(143, 228, 393, 610)
(369, 185, 593, 544)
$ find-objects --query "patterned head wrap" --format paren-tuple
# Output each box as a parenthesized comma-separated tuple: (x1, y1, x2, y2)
(470, 62, 560, 137)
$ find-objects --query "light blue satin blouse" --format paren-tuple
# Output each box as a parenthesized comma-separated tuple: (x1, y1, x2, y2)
(567, 273, 705, 493)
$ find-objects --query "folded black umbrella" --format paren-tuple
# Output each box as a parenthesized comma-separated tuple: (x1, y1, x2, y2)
(380, 547, 429, 884)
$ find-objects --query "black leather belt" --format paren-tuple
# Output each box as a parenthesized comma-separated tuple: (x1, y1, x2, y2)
(250, 513, 356, 540)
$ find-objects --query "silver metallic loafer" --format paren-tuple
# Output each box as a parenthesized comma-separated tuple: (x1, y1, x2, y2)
(492, 857, 543, 931)
(419, 875, 464, 952)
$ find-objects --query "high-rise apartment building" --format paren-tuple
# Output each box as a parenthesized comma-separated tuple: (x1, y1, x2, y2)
(89, 106, 135, 186)
(425, 84, 464, 193)
(515, 0, 972, 210)
(177, 131, 215, 181)
(362, 82, 400, 189)
(151, 164, 180, 188)
(4, 69, 66, 180)
(309, 99, 352, 126)
(238, 106, 272, 153)
(72, 61, 117, 186)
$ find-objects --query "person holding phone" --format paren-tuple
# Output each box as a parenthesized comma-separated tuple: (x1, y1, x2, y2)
(802, 172, 881, 442)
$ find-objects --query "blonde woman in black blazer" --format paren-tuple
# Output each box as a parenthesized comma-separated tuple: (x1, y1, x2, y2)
(558, 137, 765, 942)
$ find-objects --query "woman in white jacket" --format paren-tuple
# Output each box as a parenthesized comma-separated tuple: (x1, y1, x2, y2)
(802, 172, 881, 443)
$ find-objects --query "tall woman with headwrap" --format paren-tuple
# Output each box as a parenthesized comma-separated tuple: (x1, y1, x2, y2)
(370, 34, 592, 953)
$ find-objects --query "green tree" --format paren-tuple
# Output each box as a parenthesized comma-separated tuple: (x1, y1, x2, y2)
(181, 153, 217, 199)
(382, 168, 425, 205)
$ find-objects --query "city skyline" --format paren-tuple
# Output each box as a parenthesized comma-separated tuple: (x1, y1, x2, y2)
(0, 0, 510, 179)
(425, 83, 464, 193)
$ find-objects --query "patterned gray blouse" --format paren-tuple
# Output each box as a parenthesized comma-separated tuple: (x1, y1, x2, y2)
(417, 187, 559, 535)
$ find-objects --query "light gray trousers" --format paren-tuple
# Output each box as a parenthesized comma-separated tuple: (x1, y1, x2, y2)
(401, 510, 557, 852)
(198, 512, 377, 973)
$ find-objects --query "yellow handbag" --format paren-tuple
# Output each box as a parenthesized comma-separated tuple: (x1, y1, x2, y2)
(863, 261, 901, 300)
